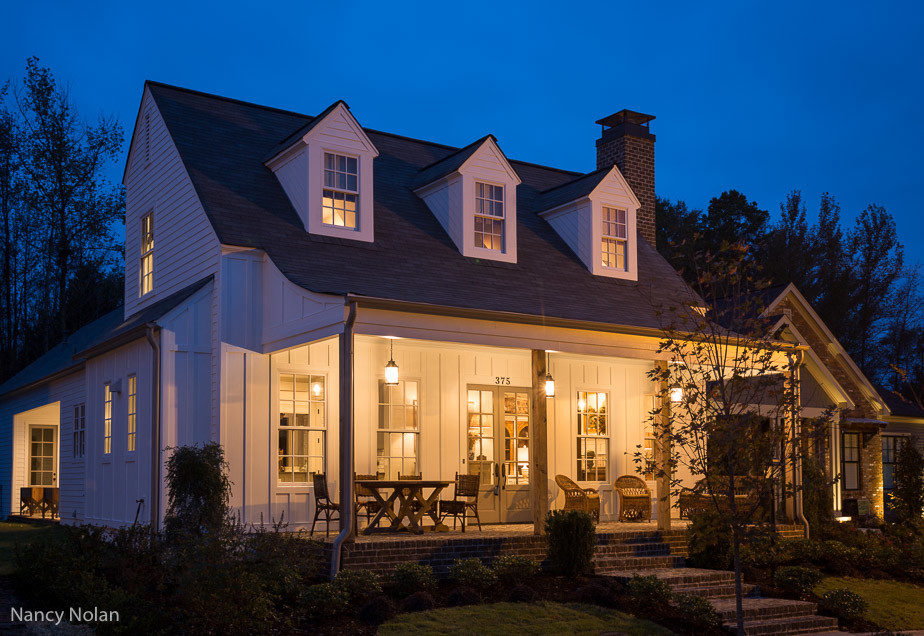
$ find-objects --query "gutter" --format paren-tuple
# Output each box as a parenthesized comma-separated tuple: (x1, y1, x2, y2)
(330, 299, 358, 578)
(145, 324, 162, 531)
(791, 350, 809, 539)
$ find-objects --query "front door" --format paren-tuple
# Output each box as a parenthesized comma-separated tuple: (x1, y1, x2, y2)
(465, 386, 531, 523)
(29, 426, 56, 487)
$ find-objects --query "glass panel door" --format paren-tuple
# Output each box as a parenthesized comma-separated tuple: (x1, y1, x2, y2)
(29, 426, 56, 487)
(503, 391, 530, 485)
(466, 389, 496, 487)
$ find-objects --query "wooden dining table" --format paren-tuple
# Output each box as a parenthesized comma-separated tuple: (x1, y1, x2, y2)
(355, 479, 452, 534)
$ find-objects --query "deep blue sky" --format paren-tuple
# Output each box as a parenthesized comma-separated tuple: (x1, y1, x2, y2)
(5, 1, 923, 262)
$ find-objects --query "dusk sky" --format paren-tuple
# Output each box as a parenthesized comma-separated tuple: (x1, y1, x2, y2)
(5, 1, 923, 263)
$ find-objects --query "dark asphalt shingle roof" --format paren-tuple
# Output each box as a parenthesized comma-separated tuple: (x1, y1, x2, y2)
(411, 135, 494, 189)
(879, 387, 924, 419)
(0, 277, 213, 398)
(147, 82, 698, 330)
(534, 167, 611, 213)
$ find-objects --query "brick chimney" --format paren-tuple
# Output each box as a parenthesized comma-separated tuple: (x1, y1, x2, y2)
(595, 110, 656, 247)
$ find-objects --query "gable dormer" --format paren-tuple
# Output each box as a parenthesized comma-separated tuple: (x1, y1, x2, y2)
(265, 101, 379, 243)
(536, 166, 640, 281)
(413, 136, 521, 263)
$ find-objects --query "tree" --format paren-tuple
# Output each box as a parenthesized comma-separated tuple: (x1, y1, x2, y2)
(655, 196, 701, 268)
(701, 190, 769, 256)
(640, 241, 813, 635)
(760, 190, 815, 293)
(890, 438, 924, 523)
(810, 193, 855, 340)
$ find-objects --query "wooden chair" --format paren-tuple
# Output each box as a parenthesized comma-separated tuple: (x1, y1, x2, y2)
(310, 473, 341, 537)
(19, 487, 42, 516)
(613, 475, 651, 522)
(555, 474, 600, 521)
(41, 488, 59, 520)
(439, 472, 481, 532)
(354, 474, 380, 530)
(398, 473, 424, 514)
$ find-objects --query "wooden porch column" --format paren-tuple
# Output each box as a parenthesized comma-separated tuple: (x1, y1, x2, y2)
(656, 360, 672, 531)
(531, 350, 550, 535)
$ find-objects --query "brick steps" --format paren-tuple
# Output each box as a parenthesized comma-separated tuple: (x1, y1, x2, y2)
(712, 598, 822, 622)
(593, 554, 687, 574)
(672, 582, 755, 599)
(722, 614, 839, 635)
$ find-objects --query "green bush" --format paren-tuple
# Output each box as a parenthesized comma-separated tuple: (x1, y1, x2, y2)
(802, 455, 835, 532)
(674, 592, 722, 629)
(163, 442, 233, 540)
(773, 566, 823, 599)
(686, 510, 731, 570)
(388, 562, 436, 597)
(818, 588, 867, 624)
(333, 568, 382, 607)
(627, 575, 672, 611)
(891, 437, 924, 523)
(545, 510, 596, 576)
(491, 555, 540, 586)
(301, 582, 349, 619)
(449, 558, 497, 591)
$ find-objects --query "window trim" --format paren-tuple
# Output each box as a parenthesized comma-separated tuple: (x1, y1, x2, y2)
(473, 180, 506, 253)
(601, 206, 628, 271)
(321, 151, 360, 231)
(375, 377, 421, 480)
(882, 434, 906, 491)
(276, 371, 327, 487)
(103, 383, 112, 456)
(575, 388, 610, 483)
(139, 211, 154, 296)
(841, 431, 860, 491)
(73, 403, 86, 460)
(127, 374, 137, 453)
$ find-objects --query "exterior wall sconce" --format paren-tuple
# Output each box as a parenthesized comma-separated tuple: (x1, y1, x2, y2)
(384, 338, 399, 386)
(670, 386, 683, 403)
(544, 352, 555, 397)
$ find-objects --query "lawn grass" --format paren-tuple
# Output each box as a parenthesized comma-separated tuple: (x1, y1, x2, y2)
(0, 521, 58, 576)
(816, 576, 924, 631)
(378, 601, 674, 636)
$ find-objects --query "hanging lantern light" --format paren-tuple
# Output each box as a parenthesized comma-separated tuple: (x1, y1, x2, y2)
(544, 351, 555, 397)
(384, 338, 399, 386)
(670, 385, 684, 403)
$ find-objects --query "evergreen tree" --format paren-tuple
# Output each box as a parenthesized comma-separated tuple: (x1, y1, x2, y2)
(760, 190, 815, 293)
(702, 190, 769, 255)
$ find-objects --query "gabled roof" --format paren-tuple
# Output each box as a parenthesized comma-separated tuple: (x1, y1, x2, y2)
(262, 99, 348, 163)
(0, 277, 213, 399)
(145, 82, 699, 331)
(879, 388, 924, 420)
(534, 167, 611, 213)
(411, 135, 494, 189)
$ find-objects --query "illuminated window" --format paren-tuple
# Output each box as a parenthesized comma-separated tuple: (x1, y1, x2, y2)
(103, 383, 112, 455)
(601, 206, 627, 270)
(576, 391, 609, 481)
(278, 374, 326, 483)
(643, 395, 656, 480)
(882, 435, 904, 491)
(127, 375, 137, 452)
(842, 432, 860, 491)
(140, 212, 154, 295)
(474, 182, 504, 251)
(322, 153, 359, 229)
(376, 380, 419, 479)
(73, 403, 85, 459)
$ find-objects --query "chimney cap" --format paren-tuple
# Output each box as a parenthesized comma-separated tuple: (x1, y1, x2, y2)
(596, 109, 655, 130)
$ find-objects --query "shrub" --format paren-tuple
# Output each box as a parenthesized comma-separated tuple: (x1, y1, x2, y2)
(802, 455, 835, 532)
(545, 510, 596, 576)
(163, 442, 233, 540)
(402, 591, 436, 613)
(686, 510, 732, 570)
(819, 540, 865, 575)
(818, 588, 867, 624)
(892, 438, 924, 523)
(447, 585, 481, 606)
(674, 592, 722, 629)
(491, 555, 540, 586)
(509, 584, 539, 603)
(388, 562, 436, 597)
(357, 595, 395, 625)
(301, 582, 349, 619)
(333, 568, 382, 607)
(449, 558, 497, 591)
(627, 575, 672, 611)
(773, 566, 823, 599)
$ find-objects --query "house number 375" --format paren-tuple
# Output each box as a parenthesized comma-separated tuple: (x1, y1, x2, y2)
(495, 376, 511, 385)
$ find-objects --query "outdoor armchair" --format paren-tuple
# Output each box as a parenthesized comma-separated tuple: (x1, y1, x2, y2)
(613, 475, 651, 521)
(555, 474, 600, 521)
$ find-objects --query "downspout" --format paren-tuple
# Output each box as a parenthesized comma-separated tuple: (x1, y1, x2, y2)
(792, 350, 809, 539)
(330, 299, 357, 578)
(145, 324, 162, 531)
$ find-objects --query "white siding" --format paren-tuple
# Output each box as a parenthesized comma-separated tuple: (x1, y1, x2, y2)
(123, 87, 220, 318)
(545, 201, 592, 267)
(262, 257, 344, 352)
(419, 177, 463, 249)
(221, 250, 264, 352)
(271, 149, 308, 225)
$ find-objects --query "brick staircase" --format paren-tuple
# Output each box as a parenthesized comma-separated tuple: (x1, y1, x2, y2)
(596, 535, 839, 635)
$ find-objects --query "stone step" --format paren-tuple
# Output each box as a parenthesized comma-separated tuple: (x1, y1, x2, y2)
(711, 598, 820, 622)
(723, 614, 839, 635)
(594, 543, 673, 557)
(672, 582, 755, 599)
(593, 555, 687, 573)
(605, 567, 733, 586)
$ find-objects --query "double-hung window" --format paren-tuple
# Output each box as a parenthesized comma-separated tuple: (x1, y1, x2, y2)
(601, 206, 628, 270)
(882, 435, 902, 491)
(576, 391, 609, 481)
(322, 153, 359, 230)
(842, 432, 860, 491)
(103, 383, 112, 455)
(127, 375, 137, 452)
(278, 374, 326, 483)
(474, 182, 504, 251)
(140, 212, 154, 296)
(73, 403, 85, 459)
(376, 379, 419, 479)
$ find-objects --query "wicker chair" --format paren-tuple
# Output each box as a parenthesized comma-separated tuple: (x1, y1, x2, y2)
(310, 473, 341, 537)
(19, 487, 42, 516)
(613, 475, 651, 522)
(555, 474, 600, 521)
(439, 472, 481, 532)
(354, 474, 380, 530)
(41, 488, 59, 520)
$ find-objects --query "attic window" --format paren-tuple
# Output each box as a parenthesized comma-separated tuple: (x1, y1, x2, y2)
(601, 206, 627, 270)
(474, 182, 505, 251)
(322, 153, 359, 230)
(139, 211, 154, 296)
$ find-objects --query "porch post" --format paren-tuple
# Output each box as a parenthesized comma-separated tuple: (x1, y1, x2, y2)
(656, 360, 672, 531)
(531, 350, 550, 535)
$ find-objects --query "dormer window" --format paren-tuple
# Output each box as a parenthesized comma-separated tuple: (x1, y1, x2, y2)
(474, 182, 505, 251)
(601, 207, 627, 270)
(322, 153, 359, 230)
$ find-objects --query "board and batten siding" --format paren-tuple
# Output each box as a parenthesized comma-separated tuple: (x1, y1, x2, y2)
(123, 87, 220, 319)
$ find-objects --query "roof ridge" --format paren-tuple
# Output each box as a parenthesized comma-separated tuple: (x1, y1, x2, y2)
(145, 80, 314, 121)
(415, 134, 494, 173)
(537, 166, 611, 195)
